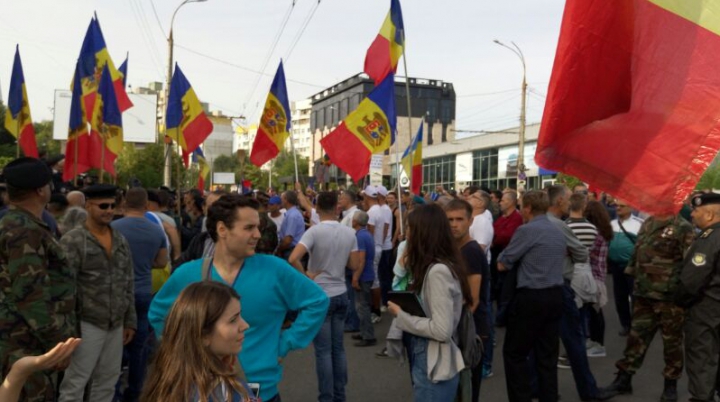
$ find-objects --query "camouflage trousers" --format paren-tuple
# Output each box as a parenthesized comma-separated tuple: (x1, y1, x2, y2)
(615, 296, 685, 379)
(0, 345, 58, 402)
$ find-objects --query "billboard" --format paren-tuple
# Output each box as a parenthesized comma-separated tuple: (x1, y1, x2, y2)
(53, 90, 158, 143)
(498, 142, 540, 179)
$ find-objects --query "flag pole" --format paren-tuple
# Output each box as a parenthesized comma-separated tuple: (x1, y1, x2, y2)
(15, 120, 20, 158)
(290, 133, 300, 184)
(398, 34, 412, 236)
(73, 131, 79, 188)
(269, 159, 273, 192)
(176, 143, 181, 216)
(99, 126, 106, 184)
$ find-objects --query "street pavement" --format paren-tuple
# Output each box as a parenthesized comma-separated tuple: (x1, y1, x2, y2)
(278, 277, 693, 401)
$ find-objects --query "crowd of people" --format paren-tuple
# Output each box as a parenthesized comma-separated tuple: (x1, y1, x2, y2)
(2, 155, 720, 402)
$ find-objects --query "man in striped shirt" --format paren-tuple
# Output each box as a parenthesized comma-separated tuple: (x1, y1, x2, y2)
(566, 193, 598, 249)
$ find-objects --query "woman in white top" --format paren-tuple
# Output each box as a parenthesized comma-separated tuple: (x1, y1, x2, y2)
(388, 204, 472, 402)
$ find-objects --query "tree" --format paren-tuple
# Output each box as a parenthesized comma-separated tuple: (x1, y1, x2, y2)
(34, 120, 61, 157)
(115, 143, 191, 189)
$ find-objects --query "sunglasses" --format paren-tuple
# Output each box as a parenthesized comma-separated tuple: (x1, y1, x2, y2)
(92, 202, 116, 210)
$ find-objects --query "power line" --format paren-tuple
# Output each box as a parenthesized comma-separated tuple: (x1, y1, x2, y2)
(284, 0, 322, 63)
(174, 43, 325, 88)
(134, 0, 166, 76)
(149, 0, 167, 39)
(456, 93, 520, 120)
(127, 0, 165, 79)
(241, 1, 297, 117)
(456, 88, 518, 98)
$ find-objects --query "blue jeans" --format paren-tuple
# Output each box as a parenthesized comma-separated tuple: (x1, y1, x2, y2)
(354, 281, 375, 341)
(560, 284, 599, 400)
(313, 294, 349, 402)
(344, 272, 359, 331)
(407, 335, 459, 402)
(124, 292, 152, 401)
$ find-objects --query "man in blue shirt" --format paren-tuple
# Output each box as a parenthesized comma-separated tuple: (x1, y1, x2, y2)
(351, 210, 376, 346)
(111, 188, 168, 401)
(149, 194, 328, 402)
(276, 191, 305, 261)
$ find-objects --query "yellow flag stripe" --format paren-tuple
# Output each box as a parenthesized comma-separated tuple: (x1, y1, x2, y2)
(648, 0, 720, 36)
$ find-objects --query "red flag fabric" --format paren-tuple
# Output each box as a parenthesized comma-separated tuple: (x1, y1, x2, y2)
(536, 0, 720, 215)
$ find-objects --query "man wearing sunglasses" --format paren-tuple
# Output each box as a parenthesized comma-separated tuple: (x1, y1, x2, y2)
(59, 184, 136, 402)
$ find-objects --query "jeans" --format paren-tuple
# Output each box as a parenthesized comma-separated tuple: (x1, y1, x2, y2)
(124, 292, 153, 401)
(379, 249, 394, 305)
(483, 276, 495, 372)
(609, 260, 634, 330)
(560, 284, 600, 400)
(407, 335, 459, 402)
(581, 304, 605, 345)
(354, 281, 375, 341)
(313, 294, 349, 402)
(344, 272, 359, 331)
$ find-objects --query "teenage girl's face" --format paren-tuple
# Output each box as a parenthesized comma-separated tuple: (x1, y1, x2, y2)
(207, 298, 249, 357)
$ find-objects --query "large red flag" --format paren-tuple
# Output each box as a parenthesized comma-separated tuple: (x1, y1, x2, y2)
(536, 0, 720, 215)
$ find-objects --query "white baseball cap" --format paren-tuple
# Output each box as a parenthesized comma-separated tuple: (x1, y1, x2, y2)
(376, 185, 388, 197)
(363, 185, 378, 198)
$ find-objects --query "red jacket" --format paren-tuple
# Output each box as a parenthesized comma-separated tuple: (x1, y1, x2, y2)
(492, 210, 523, 249)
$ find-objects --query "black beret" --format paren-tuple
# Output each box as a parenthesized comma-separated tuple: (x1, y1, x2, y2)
(147, 190, 160, 204)
(50, 193, 69, 207)
(3, 157, 52, 189)
(82, 184, 118, 200)
(692, 193, 720, 208)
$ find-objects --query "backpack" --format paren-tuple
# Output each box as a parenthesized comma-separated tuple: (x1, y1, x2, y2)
(454, 304, 483, 369)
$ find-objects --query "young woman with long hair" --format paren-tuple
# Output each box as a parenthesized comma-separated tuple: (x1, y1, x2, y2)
(387, 204, 472, 402)
(584, 200, 614, 357)
(141, 281, 255, 402)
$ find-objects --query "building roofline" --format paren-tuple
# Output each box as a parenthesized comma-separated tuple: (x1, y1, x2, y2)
(310, 72, 454, 104)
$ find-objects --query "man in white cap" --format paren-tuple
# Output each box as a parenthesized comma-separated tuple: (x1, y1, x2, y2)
(363, 185, 385, 322)
(376, 185, 394, 311)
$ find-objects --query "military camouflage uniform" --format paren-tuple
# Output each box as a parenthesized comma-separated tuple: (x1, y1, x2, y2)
(0, 206, 76, 402)
(257, 212, 278, 254)
(616, 215, 693, 379)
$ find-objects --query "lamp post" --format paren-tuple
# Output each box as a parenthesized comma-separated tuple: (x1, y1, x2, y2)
(493, 39, 527, 188)
(163, 0, 208, 187)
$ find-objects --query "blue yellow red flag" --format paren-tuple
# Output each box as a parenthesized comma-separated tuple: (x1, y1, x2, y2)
(364, 0, 405, 84)
(90, 64, 123, 176)
(193, 147, 210, 191)
(250, 61, 292, 167)
(119, 53, 128, 87)
(401, 121, 423, 194)
(320, 73, 397, 182)
(77, 16, 132, 121)
(63, 62, 92, 182)
(166, 63, 214, 153)
(5, 45, 38, 158)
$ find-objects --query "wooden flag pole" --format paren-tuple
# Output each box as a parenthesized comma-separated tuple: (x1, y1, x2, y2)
(176, 143, 181, 217)
(15, 120, 20, 158)
(398, 34, 412, 236)
(99, 126, 106, 184)
(290, 134, 300, 185)
(73, 131, 79, 188)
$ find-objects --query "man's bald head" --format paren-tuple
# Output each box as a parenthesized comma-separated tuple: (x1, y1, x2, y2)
(66, 191, 86, 208)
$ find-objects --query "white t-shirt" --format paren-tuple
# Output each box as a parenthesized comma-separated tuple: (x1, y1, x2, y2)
(299, 221, 358, 297)
(269, 212, 285, 236)
(367, 204, 385, 249)
(381, 204, 393, 250)
(310, 209, 320, 226)
(470, 210, 494, 264)
(611, 215, 644, 235)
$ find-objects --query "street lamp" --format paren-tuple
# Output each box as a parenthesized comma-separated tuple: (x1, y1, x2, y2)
(163, 0, 208, 187)
(493, 39, 527, 188)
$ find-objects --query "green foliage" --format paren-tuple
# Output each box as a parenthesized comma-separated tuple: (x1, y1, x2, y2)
(34, 120, 61, 157)
(697, 164, 720, 190)
(115, 143, 190, 189)
(555, 173, 583, 189)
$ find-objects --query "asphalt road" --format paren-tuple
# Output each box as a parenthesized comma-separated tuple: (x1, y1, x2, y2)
(278, 276, 693, 401)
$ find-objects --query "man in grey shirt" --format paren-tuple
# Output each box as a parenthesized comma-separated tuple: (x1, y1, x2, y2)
(289, 192, 361, 402)
(546, 185, 614, 402)
(498, 190, 566, 401)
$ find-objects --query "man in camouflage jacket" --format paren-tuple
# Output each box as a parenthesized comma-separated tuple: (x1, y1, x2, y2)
(0, 158, 76, 402)
(58, 184, 136, 402)
(604, 214, 694, 401)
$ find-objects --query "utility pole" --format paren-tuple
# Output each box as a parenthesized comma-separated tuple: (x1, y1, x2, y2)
(494, 39, 527, 188)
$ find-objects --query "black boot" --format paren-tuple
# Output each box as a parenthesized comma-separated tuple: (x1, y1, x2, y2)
(605, 370, 633, 395)
(660, 379, 677, 402)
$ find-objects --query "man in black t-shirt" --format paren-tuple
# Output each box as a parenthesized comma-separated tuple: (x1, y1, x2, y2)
(445, 198, 490, 400)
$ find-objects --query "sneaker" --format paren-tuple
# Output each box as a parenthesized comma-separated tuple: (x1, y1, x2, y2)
(558, 356, 571, 369)
(371, 313, 382, 324)
(587, 345, 607, 358)
(380, 306, 388, 313)
(481, 366, 494, 379)
(586, 339, 596, 349)
(354, 339, 377, 347)
(351, 334, 363, 341)
(375, 347, 390, 358)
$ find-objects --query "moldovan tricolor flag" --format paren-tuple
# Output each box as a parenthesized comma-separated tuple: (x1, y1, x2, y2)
(77, 16, 132, 122)
(250, 61, 292, 167)
(193, 147, 210, 191)
(364, 0, 405, 84)
(166, 63, 214, 153)
(119, 53, 128, 87)
(536, 0, 720, 215)
(320, 73, 396, 183)
(90, 64, 123, 176)
(5, 45, 38, 158)
(63, 62, 92, 182)
(401, 121, 423, 194)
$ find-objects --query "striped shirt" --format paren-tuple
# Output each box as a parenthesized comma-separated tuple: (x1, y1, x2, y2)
(498, 215, 566, 289)
(566, 217, 598, 249)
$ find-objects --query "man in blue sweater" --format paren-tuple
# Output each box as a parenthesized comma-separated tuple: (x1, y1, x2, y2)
(149, 194, 329, 402)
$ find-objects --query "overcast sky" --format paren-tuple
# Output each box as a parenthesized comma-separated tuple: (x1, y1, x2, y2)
(0, 0, 565, 136)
